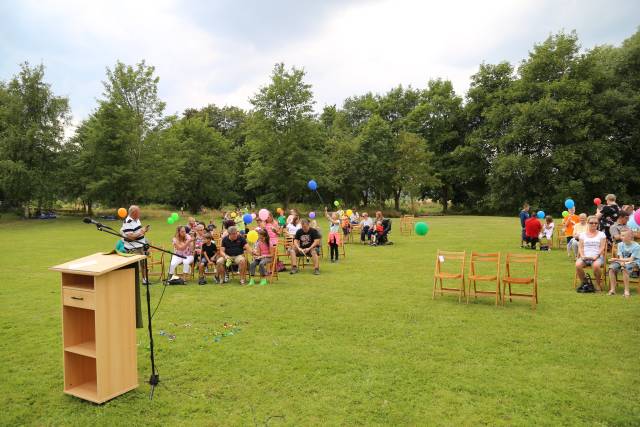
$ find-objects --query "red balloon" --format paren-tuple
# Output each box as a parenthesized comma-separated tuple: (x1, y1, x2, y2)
(593, 198, 601, 205)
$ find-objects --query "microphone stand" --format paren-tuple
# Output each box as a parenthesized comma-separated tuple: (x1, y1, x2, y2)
(85, 220, 185, 400)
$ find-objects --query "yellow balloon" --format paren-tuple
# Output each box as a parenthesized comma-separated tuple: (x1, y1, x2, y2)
(247, 230, 259, 244)
(230, 212, 237, 218)
(346, 209, 353, 216)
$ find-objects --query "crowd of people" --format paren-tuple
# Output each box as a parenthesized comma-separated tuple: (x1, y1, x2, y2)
(160, 207, 392, 286)
(518, 194, 640, 297)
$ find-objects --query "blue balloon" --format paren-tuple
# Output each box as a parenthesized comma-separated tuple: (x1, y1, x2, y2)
(242, 213, 253, 224)
(537, 211, 545, 219)
(564, 199, 574, 209)
(307, 180, 318, 191)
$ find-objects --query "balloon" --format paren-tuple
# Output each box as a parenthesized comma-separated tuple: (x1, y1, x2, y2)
(247, 230, 259, 244)
(593, 198, 602, 205)
(562, 211, 569, 218)
(564, 199, 574, 209)
(258, 208, 269, 221)
(346, 209, 353, 216)
(251, 213, 256, 219)
(308, 180, 318, 191)
(167, 217, 175, 224)
(537, 211, 545, 219)
(415, 222, 429, 236)
(171, 212, 179, 220)
(276, 207, 283, 215)
(230, 212, 237, 218)
(117, 208, 127, 219)
(334, 200, 340, 207)
(628, 211, 639, 230)
(309, 212, 316, 219)
(243, 213, 253, 224)
(278, 215, 286, 226)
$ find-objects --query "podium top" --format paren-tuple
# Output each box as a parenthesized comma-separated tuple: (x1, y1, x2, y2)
(50, 252, 147, 276)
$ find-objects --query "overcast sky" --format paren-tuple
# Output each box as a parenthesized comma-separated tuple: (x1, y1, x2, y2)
(1, 0, 638, 124)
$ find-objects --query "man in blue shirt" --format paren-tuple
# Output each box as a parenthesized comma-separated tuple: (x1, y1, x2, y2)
(519, 203, 530, 247)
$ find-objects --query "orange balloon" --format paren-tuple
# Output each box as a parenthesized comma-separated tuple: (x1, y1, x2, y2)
(117, 208, 127, 218)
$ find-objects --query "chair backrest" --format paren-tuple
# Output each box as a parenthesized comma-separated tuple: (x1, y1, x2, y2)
(435, 250, 466, 275)
(504, 253, 538, 278)
(470, 252, 500, 275)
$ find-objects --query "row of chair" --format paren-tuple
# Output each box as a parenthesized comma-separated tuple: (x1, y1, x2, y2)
(433, 251, 539, 309)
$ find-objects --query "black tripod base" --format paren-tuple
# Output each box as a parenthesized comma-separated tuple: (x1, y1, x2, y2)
(149, 373, 160, 399)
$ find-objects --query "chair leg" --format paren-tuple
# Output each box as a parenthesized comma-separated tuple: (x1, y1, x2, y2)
(432, 276, 437, 299)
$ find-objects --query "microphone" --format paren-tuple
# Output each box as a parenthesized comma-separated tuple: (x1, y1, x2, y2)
(83, 217, 103, 226)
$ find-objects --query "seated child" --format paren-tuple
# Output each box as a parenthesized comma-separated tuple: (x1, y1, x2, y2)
(198, 233, 218, 285)
(608, 229, 640, 298)
(248, 229, 273, 286)
(538, 216, 554, 251)
(370, 220, 384, 246)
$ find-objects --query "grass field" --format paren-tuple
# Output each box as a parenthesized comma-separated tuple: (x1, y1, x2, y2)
(1, 215, 639, 426)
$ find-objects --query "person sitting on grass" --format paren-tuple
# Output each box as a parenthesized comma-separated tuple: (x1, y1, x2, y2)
(324, 207, 341, 263)
(168, 226, 194, 283)
(524, 211, 542, 250)
(248, 229, 274, 286)
(290, 218, 321, 275)
(576, 215, 607, 291)
(539, 215, 555, 251)
(360, 212, 373, 243)
(607, 229, 640, 298)
(198, 233, 218, 285)
(216, 226, 250, 285)
(569, 213, 588, 257)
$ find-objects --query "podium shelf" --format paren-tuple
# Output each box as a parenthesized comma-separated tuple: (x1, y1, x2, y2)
(65, 341, 96, 358)
(65, 380, 98, 402)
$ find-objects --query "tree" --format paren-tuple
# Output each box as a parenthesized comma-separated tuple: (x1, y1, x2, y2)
(245, 63, 324, 207)
(0, 63, 69, 216)
(355, 114, 394, 205)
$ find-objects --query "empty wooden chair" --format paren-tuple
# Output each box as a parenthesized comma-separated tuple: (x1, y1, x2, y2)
(432, 250, 466, 302)
(502, 253, 539, 309)
(467, 252, 501, 305)
(146, 244, 165, 283)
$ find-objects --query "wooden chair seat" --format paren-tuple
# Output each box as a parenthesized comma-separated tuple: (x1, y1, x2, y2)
(502, 253, 538, 309)
(432, 250, 466, 303)
(467, 252, 501, 305)
(436, 272, 463, 279)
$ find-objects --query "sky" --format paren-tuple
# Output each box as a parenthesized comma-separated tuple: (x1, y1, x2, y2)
(1, 0, 638, 125)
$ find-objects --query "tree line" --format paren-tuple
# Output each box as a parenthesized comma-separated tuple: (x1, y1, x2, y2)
(1, 29, 638, 217)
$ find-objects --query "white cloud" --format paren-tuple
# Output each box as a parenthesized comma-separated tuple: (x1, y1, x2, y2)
(3, 0, 639, 123)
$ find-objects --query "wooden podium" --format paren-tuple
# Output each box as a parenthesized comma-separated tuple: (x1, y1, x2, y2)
(50, 252, 146, 404)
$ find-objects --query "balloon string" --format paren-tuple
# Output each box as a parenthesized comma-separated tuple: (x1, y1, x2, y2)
(315, 190, 325, 206)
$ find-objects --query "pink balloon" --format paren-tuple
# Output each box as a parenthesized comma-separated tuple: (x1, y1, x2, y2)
(635, 209, 640, 225)
(251, 213, 256, 219)
(258, 208, 269, 221)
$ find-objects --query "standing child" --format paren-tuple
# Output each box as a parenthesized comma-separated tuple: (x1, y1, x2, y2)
(324, 207, 341, 263)
(198, 233, 218, 285)
(519, 203, 530, 247)
(249, 229, 274, 286)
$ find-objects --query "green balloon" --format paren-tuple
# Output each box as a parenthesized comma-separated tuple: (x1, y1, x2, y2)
(334, 200, 340, 207)
(167, 217, 176, 225)
(415, 222, 429, 236)
(171, 212, 179, 220)
(562, 211, 569, 218)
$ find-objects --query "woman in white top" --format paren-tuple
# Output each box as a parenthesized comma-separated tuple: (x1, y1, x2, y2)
(575, 215, 607, 290)
(286, 215, 301, 236)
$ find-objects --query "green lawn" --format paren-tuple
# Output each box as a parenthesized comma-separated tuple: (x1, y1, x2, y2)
(1, 215, 639, 426)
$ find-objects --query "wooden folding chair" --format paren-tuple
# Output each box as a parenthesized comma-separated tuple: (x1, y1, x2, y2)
(608, 244, 640, 295)
(502, 253, 538, 309)
(432, 250, 466, 302)
(146, 244, 165, 283)
(467, 252, 501, 305)
(400, 215, 415, 235)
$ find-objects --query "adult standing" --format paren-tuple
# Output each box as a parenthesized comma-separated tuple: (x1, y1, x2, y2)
(290, 219, 321, 275)
(120, 205, 149, 328)
(519, 203, 530, 247)
(576, 215, 607, 291)
(216, 226, 251, 285)
(597, 194, 620, 243)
